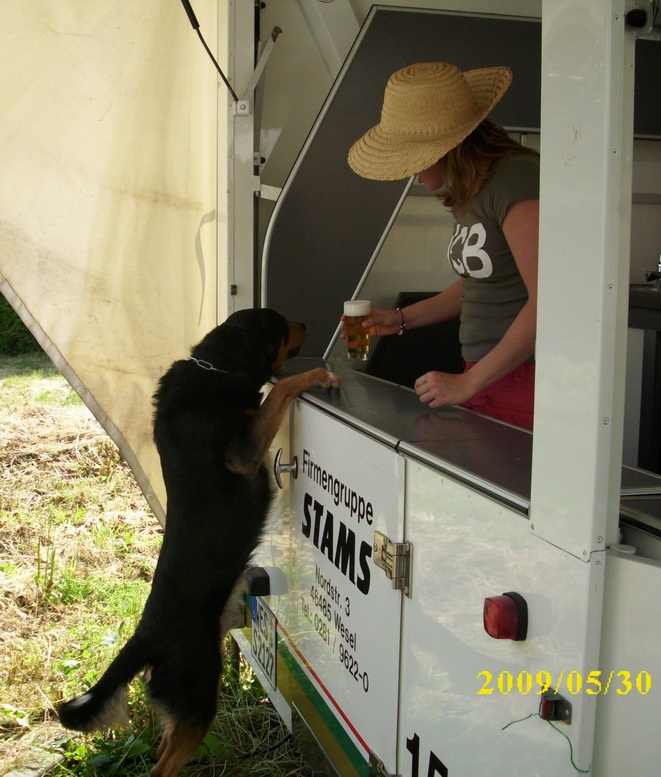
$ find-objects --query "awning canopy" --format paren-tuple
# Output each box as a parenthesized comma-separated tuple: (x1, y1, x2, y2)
(0, 1, 222, 522)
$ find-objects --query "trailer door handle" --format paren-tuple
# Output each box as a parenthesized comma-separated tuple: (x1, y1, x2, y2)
(274, 448, 298, 489)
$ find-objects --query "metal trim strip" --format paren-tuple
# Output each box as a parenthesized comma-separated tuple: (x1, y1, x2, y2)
(397, 441, 531, 514)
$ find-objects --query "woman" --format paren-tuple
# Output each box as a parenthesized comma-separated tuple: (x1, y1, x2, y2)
(347, 62, 539, 431)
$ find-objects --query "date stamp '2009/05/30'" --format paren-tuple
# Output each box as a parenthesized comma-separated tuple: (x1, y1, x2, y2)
(477, 669, 652, 696)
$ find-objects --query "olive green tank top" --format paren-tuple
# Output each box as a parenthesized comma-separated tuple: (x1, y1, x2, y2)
(447, 154, 540, 362)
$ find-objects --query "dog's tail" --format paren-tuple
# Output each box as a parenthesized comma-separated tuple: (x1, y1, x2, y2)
(58, 634, 149, 732)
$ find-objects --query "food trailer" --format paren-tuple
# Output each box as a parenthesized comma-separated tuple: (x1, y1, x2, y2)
(1, 1, 660, 775)
(230, 3, 661, 776)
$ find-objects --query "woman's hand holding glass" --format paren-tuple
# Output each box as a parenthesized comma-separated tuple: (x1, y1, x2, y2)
(340, 306, 402, 338)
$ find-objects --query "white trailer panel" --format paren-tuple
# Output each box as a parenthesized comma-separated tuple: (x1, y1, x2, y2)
(402, 460, 602, 776)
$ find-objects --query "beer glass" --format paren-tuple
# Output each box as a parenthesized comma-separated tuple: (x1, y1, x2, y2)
(343, 300, 371, 361)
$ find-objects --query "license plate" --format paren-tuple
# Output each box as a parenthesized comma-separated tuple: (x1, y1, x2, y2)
(251, 597, 277, 689)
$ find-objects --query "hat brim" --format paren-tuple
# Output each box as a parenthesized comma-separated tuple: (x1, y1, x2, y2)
(348, 66, 512, 181)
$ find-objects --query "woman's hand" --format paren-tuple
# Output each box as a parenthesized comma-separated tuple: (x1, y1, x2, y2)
(362, 306, 404, 336)
(340, 285, 465, 339)
(414, 371, 478, 409)
(340, 306, 402, 338)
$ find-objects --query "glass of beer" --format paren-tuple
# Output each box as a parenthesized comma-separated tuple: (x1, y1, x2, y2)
(343, 300, 371, 361)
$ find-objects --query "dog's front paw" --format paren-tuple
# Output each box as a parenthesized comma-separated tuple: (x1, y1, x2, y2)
(303, 367, 341, 393)
(319, 370, 341, 392)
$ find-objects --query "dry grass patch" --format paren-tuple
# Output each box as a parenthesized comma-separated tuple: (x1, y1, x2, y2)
(0, 355, 160, 773)
(0, 355, 312, 776)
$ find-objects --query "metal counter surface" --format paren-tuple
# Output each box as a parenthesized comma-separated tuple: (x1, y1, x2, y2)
(629, 284, 661, 313)
(281, 360, 661, 530)
(629, 285, 661, 330)
(620, 465, 661, 543)
(280, 358, 533, 513)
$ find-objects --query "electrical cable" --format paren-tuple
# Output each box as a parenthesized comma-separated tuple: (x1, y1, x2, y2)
(179, 0, 239, 102)
(502, 710, 591, 774)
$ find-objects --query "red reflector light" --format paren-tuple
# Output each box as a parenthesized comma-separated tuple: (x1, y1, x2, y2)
(539, 692, 572, 723)
(483, 592, 528, 641)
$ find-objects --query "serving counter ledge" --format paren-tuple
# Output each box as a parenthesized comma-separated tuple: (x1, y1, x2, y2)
(279, 357, 532, 514)
(280, 358, 661, 532)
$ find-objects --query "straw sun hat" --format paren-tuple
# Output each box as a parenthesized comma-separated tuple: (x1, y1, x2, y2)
(348, 62, 512, 181)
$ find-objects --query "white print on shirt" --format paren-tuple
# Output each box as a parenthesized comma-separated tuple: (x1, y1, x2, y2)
(448, 222, 493, 279)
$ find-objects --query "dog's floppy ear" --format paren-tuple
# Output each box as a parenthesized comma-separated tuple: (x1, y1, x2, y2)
(224, 309, 291, 373)
(193, 308, 300, 382)
(191, 325, 254, 373)
(271, 321, 306, 372)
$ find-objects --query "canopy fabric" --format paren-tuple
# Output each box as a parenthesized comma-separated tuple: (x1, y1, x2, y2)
(0, 2, 222, 523)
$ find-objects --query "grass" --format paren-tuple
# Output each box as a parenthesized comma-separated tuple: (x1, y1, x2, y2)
(0, 353, 313, 776)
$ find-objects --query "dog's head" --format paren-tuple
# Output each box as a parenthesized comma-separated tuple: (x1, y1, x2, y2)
(191, 308, 306, 383)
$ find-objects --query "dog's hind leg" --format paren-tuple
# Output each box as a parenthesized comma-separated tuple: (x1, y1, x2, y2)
(151, 720, 208, 777)
(149, 642, 221, 776)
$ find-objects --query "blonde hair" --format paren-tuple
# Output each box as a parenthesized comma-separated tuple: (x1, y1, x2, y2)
(438, 120, 538, 212)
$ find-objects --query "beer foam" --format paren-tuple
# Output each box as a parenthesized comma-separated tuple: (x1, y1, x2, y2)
(343, 299, 371, 316)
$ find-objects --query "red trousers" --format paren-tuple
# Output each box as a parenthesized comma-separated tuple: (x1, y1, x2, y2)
(462, 361, 535, 431)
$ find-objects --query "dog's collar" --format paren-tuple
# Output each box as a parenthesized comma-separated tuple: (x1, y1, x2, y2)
(188, 357, 229, 373)
(188, 357, 253, 380)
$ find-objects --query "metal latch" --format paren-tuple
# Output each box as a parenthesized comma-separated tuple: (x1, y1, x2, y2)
(373, 531, 413, 598)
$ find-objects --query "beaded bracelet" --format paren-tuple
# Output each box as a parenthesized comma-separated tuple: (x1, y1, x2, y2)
(396, 307, 407, 336)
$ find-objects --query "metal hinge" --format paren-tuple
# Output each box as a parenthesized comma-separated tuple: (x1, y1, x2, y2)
(369, 750, 401, 777)
(373, 531, 413, 598)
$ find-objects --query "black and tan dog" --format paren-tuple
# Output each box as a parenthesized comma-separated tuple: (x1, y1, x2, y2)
(58, 308, 340, 776)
